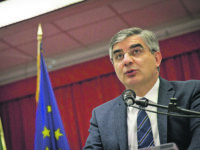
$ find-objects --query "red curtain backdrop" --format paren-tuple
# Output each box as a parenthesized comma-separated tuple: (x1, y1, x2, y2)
(0, 30, 200, 150)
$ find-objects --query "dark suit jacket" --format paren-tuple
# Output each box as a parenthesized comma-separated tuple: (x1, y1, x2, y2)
(83, 77, 200, 150)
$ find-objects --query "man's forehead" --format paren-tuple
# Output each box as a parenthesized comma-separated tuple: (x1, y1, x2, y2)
(113, 36, 144, 51)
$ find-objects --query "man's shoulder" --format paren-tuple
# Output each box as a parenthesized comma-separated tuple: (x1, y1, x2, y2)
(90, 95, 124, 122)
(95, 95, 122, 110)
(168, 79, 200, 87)
(92, 95, 124, 116)
(160, 77, 200, 92)
(161, 77, 200, 86)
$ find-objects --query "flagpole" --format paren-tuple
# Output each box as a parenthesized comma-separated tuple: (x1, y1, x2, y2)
(0, 118, 7, 150)
(36, 24, 43, 103)
(34, 24, 71, 150)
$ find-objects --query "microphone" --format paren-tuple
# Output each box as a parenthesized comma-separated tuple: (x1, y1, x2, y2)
(122, 89, 136, 106)
(122, 89, 149, 107)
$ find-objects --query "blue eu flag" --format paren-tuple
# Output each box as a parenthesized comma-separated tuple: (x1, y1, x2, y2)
(34, 51, 70, 150)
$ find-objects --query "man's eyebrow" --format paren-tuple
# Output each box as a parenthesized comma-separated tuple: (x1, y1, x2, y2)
(113, 49, 123, 55)
(112, 43, 143, 54)
(129, 43, 143, 49)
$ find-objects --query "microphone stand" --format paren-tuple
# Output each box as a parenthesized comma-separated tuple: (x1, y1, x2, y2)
(168, 98, 200, 115)
(134, 98, 200, 117)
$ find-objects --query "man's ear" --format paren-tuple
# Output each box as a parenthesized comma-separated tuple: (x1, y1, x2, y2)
(154, 51, 162, 68)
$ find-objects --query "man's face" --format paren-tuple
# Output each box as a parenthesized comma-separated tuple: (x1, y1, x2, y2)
(112, 35, 162, 90)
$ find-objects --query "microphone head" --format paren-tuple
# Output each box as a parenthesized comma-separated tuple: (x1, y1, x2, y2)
(122, 89, 136, 106)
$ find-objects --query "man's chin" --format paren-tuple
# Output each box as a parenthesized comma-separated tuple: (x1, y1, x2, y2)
(125, 80, 141, 89)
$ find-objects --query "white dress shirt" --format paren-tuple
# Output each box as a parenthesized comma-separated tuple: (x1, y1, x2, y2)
(127, 78, 160, 150)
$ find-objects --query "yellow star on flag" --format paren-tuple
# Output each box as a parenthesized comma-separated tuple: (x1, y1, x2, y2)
(47, 105, 52, 113)
(46, 147, 49, 150)
(42, 126, 50, 138)
(55, 128, 63, 140)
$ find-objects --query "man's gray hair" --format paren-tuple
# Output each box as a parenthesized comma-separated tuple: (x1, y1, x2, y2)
(109, 27, 160, 63)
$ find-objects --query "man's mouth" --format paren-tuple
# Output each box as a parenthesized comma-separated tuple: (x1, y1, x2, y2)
(125, 69, 137, 76)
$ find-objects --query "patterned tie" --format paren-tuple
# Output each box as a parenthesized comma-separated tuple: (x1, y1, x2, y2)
(137, 98, 155, 149)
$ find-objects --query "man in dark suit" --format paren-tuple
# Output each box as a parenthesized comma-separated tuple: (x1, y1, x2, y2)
(83, 27, 200, 150)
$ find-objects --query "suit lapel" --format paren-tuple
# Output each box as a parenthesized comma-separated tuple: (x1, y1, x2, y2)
(114, 96, 128, 150)
(157, 77, 175, 144)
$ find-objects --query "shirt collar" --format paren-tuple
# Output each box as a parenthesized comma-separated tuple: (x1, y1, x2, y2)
(136, 78, 160, 104)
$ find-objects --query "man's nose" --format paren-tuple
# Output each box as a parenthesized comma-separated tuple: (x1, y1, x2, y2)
(123, 53, 133, 66)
